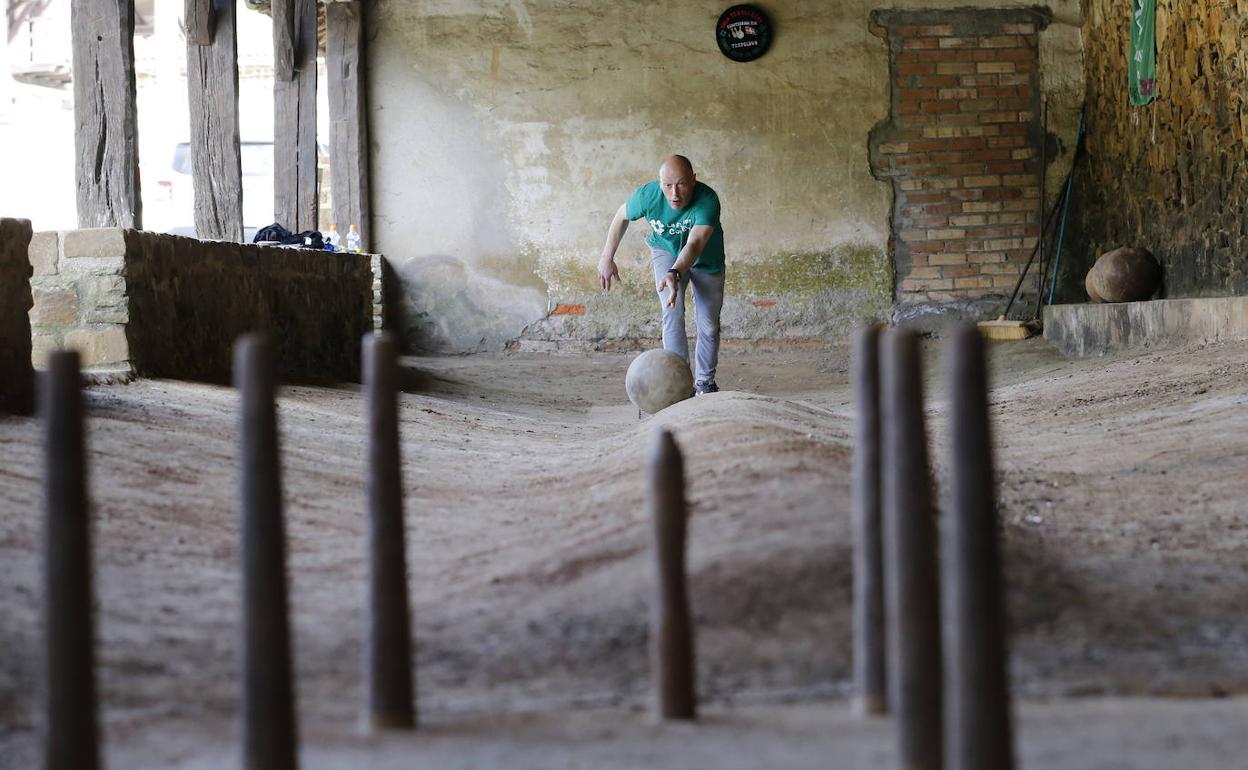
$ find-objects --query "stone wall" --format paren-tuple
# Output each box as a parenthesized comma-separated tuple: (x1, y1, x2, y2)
(868, 9, 1045, 318)
(1060, 0, 1248, 301)
(0, 218, 34, 414)
(366, 0, 1083, 350)
(28, 229, 132, 375)
(29, 229, 383, 384)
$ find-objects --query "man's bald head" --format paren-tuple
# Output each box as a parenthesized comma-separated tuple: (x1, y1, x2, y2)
(658, 155, 696, 210)
(660, 155, 694, 177)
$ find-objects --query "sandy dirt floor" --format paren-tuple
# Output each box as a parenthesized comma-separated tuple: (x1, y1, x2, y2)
(2, 333, 1248, 767)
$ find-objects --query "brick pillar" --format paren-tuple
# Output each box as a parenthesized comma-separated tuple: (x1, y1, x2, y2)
(870, 9, 1049, 311)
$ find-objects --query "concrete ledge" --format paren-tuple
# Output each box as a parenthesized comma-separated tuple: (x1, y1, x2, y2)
(1043, 297, 1248, 357)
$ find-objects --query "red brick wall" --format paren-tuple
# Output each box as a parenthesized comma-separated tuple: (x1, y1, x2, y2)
(869, 9, 1047, 307)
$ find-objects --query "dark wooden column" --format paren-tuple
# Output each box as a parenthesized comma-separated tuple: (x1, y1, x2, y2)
(42, 351, 101, 770)
(326, 0, 372, 251)
(273, 0, 320, 233)
(184, 0, 214, 45)
(852, 324, 887, 716)
(70, 0, 141, 229)
(186, 0, 244, 242)
(944, 325, 1015, 770)
(881, 328, 943, 770)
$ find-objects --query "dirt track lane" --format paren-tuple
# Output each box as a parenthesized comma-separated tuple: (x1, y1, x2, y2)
(3, 338, 1248, 767)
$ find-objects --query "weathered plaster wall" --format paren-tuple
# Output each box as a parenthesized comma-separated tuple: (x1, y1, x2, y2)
(0, 218, 35, 414)
(28, 229, 382, 384)
(1059, 0, 1248, 302)
(367, 0, 1082, 351)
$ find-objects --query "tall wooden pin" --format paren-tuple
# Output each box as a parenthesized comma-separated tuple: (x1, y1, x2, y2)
(944, 325, 1014, 770)
(648, 428, 696, 720)
(42, 351, 101, 770)
(881, 328, 943, 770)
(852, 324, 887, 716)
(235, 334, 298, 770)
(363, 332, 416, 730)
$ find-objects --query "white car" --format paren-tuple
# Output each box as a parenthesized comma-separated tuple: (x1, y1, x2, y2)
(145, 140, 276, 242)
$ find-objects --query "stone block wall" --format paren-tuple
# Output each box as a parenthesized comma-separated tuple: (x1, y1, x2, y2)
(28, 228, 132, 373)
(370, 254, 385, 332)
(1, 218, 35, 414)
(1060, 0, 1248, 301)
(869, 8, 1046, 314)
(29, 229, 384, 384)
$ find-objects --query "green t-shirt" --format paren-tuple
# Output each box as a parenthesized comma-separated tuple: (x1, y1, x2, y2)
(625, 180, 725, 273)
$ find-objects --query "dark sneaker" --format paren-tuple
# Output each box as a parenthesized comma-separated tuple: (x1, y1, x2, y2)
(695, 381, 719, 396)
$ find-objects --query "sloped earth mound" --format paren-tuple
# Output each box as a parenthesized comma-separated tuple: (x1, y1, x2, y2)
(0, 363, 852, 751)
(2, 339, 1248, 768)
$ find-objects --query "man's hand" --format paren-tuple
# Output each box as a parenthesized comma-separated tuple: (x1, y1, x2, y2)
(658, 271, 680, 308)
(598, 257, 622, 290)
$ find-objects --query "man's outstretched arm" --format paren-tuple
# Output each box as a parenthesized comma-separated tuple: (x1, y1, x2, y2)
(598, 203, 629, 290)
(657, 225, 713, 307)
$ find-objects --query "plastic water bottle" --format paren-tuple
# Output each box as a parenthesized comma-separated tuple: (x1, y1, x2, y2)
(345, 223, 362, 253)
(324, 224, 340, 251)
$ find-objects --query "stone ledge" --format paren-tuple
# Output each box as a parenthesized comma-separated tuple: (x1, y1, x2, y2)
(1043, 297, 1248, 357)
(62, 227, 127, 259)
(27, 229, 384, 383)
(28, 230, 58, 275)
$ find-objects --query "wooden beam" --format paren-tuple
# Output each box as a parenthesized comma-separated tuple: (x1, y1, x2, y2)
(70, 0, 140, 229)
(273, 0, 319, 232)
(186, 0, 243, 242)
(184, 0, 214, 46)
(271, 0, 295, 82)
(327, 0, 371, 250)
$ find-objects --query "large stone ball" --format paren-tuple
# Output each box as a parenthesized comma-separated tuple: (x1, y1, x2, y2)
(1085, 246, 1161, 303)
(625, 349, 693, 414)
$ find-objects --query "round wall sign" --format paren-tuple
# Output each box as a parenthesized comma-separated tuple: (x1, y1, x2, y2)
(716, 5, 772, 62)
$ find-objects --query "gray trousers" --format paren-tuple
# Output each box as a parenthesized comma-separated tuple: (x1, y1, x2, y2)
(650, 248, 725, 386)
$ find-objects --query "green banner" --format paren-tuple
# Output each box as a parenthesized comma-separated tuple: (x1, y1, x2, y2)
(1129, 0, 1157, 106)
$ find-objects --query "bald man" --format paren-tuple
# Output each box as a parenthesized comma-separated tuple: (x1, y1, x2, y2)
(597, 155, 726, 395)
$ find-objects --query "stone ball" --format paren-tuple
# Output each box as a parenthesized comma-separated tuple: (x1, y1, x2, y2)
(625, 349, 693, 414)
(1085, 246, 1161, 303)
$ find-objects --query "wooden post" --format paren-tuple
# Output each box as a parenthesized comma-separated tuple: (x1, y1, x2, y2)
(364, 333, 416, 730)
(326, 0, 372, 251)
(274, 0, 319, 232)
(185, 0, 215, 46)
(881, 328, 942, 770)
(70, 0, 141, 229)
(852, 324, 887, 716)
(271, 0, 296, 82)
(187, 0, 244, 242)
(648, 429, 696, 720)
(42, 351, 101, 770)
(944, 325, 1014, 770)
(235, 335, 298, 770)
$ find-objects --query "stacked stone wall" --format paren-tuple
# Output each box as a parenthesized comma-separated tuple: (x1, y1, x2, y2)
(28, 229, 132, 373)
(1061, 0, 1248, 301)
(29, 229, 384, 384)
(0, 218, 35, 413)
(869, 8, 1047, 315)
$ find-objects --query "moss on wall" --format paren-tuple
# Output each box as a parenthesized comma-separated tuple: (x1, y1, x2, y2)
(521, 242, 892, 343)
(727, 243, 892, 298)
